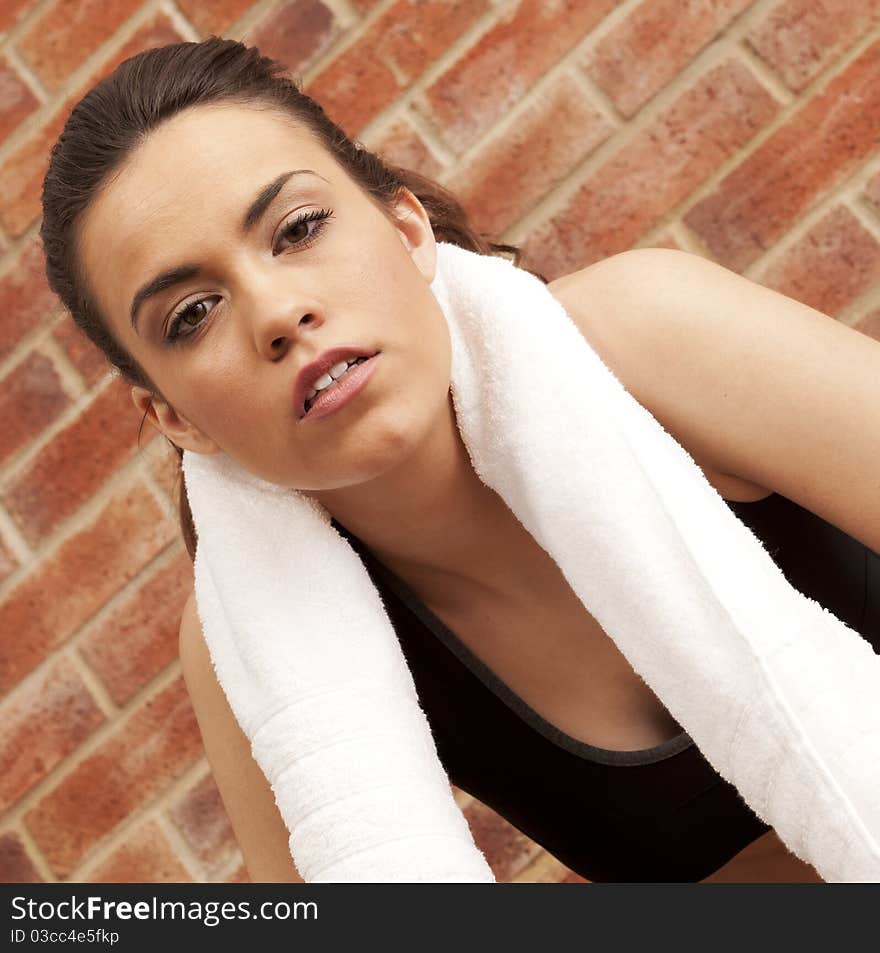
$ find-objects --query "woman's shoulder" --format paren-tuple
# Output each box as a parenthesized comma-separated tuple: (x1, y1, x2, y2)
(544, 248, 693, 419)
(546, 251, 773, 503)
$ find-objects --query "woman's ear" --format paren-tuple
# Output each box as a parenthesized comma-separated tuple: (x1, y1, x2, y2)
(131, 386, 221, 455)
(392, 188, 436, 285)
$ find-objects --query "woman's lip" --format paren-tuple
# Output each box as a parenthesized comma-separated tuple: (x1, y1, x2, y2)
(300, 353, 381, 422)
(293, 345, 378, 416)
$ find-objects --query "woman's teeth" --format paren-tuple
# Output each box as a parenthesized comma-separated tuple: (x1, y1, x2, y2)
(304, 356, 368, 412)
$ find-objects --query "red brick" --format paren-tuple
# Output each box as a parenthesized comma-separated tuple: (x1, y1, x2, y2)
(367, 119, 444, 182)
(511, 852, 581, 883)
(247, 0, 338, 76)
(583, 0, 752, 117)
(303, 55, 391, 138)
(227, 862, 249, 882)
(79, 551, 194, 706)
(461, 798, 542, 883)
(17, 0, 145, 93)
(169, 772, 240, 878)
(446, 71, 613, 238)
(306, 0, 489, 138)
(519, 58, 779, 279)
(0, 350, 72, 467)
(865, 169, 880, 212)
(0, 0, 40, 36)
(0, 237, 61, 362)
(51, 318, 113, 389)
(0, 658, 105, 813)
(650, 233, 684, 250)
(746, 0, 880, 93)
(86, 820, 191, 883)
(24, 676, 203, 878)
(854, 308, 880, 342)
(2, 375, 158, 547)
(175, 0, 254, 37)
(0, 102, 68, 237)
(0, 830, 42, 883)
(0, 537, 18, 585)
(758, 205, 880, 316)
(416, 0, 616, 152)
(0, 481, 177, 696)
(349, 0, 382, 14)
(684, 39, 880, 272)
(0, 15, 183, 237)
(0, 57, 40, 143)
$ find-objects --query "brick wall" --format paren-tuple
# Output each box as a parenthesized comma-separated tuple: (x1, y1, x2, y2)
(1, 0, 879, 885)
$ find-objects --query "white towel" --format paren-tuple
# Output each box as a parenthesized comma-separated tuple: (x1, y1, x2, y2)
(183, 241, 880, 883)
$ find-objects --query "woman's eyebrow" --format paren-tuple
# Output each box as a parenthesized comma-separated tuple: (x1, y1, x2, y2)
(241, 168, 327, 231)
(129, 168, 329, 335)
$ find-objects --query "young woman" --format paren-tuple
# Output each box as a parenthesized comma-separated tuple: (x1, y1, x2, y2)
(40, 37, 878, 884)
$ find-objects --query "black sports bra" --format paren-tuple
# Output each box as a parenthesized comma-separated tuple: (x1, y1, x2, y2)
(331, 492, 878, 882)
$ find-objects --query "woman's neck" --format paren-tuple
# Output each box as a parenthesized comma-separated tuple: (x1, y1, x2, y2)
(308, 393, 537, 603)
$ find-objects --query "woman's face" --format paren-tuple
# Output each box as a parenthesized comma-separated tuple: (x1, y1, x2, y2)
(77, 101, 450, 491)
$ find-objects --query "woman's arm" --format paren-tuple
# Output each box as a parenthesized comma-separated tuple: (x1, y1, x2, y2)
(178, 591, 306, 883)
(550, 248, 880, 553)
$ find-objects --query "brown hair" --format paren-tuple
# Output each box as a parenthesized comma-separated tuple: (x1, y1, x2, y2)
(40, 36, 546, 563)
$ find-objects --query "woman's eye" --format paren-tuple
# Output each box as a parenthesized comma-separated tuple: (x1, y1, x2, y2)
(274, 207, 334, 255)
(164, 296, 219, 345)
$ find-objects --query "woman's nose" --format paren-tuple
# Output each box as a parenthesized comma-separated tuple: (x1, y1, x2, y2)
(253, 308, 322, 360)
(239, 262, 326, 358)
(252, 302, 322, 361)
